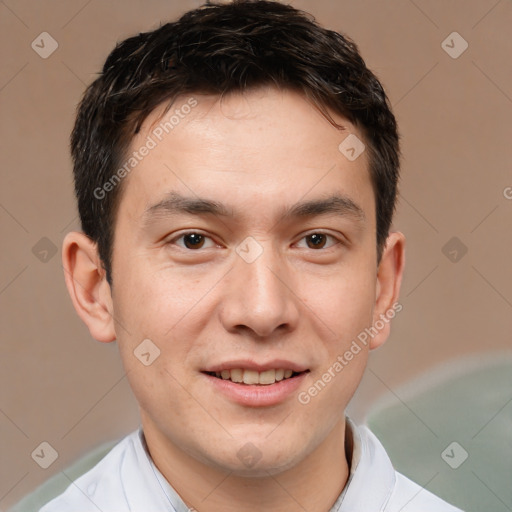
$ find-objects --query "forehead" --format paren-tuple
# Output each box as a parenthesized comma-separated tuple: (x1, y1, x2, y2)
(116, 87, 374, 226)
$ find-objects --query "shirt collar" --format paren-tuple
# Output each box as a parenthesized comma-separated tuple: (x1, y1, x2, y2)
(137, 427, 190, 512)
(333, 417, 396, 511)
(327, 416, 361, 511)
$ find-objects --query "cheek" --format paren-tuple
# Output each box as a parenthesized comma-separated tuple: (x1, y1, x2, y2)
(298, 257, 375, 408)
(111, 270, 197, 403)
(302, 262, 376, 341)
(113, 259, 204, 338)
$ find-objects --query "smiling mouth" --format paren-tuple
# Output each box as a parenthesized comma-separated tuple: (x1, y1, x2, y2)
(203, 368, 310, 385)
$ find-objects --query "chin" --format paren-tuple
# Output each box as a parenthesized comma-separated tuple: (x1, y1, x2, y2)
(200, 438, 306, 477)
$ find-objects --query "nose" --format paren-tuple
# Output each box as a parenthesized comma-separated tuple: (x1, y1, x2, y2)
(219, 241, 301, 339)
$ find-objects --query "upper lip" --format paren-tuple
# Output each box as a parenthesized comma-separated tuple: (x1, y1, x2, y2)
(202, 359, 309, 373)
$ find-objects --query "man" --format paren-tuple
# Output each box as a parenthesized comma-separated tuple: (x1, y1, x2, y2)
(44, 0, 463, 510)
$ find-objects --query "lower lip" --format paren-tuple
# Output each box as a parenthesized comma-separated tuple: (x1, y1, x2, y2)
(202, 372, 308, 407)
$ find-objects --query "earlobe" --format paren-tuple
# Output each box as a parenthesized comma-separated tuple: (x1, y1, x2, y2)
(369, 231, 406, 350)
(62, 231, 116, 343)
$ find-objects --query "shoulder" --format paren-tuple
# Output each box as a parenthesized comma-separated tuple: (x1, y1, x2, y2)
(38, 431, 138, 512)
(386, 471, 464, 511)
(353, 423, 464, 512)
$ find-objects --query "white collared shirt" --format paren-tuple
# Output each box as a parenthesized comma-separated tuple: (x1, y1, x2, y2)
(39, 418, 463, 511)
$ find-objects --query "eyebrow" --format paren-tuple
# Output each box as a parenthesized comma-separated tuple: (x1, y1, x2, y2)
(142, 191, 366, 225)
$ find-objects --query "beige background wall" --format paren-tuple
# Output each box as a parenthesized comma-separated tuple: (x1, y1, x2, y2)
(1, 0, 511, 509)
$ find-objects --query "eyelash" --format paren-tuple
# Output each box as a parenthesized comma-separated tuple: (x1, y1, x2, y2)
(167, 231, 343, 251)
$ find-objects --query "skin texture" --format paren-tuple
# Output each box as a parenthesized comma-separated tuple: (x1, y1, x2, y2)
(62, 86, 405, 512)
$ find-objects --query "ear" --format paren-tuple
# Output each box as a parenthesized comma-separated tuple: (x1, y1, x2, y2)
(62, 231, 116, 343)
(369, 231, 405, 350)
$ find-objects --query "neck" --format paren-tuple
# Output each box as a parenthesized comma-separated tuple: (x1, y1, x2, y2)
(143, 418, 350, 512)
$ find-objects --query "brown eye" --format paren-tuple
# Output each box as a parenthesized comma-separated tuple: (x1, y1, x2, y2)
(305, 233, 327, 249)
(183, 233, 205, 249)
(169, 232, 216, 250)
(298, 233, 339, 250)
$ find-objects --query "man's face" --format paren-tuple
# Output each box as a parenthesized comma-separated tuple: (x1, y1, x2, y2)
(109, 87, 379, 474)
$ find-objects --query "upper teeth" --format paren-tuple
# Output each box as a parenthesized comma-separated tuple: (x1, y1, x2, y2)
(215, 369, 294, 385)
